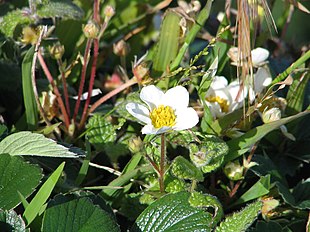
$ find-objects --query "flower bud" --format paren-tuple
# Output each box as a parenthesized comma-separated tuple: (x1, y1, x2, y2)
(132, 61, 151, 84)
(83, 21, 100, 39)
(104, 5, 115, 19)
(49, 43, 65, 60)
(262, 107, 281, 123)
(128, 136, 143, 154)
(113, 39, 130, 57)
(223, 160, 244, 181)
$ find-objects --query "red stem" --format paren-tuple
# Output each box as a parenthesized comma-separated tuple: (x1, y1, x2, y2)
(57, 59, 71, 117)
(73, 39, 92, 121)
(78, 77, 138, 129)
(37, 51, 70, 129)
(79, 38, 99, 128)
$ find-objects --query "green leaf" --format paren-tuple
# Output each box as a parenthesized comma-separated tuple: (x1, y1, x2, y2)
(189, 135, 229, 173)
(86, 114, 116, 151)
(22, 46, 38, 130)
(37, 0, 84, 19)
(0, 131, 82, 158)
(225, 111, 310, 163)
(250, 220, 283, 232)
(170, 156, 204, 182)
(23, 162, 65, 225)
(215, 201, 262, 232)
(152, 11, 181, 74)
(0, 124, 7, 139)
(42, 193, 120, 232)
(0, 154, 42, 210)
(131, 192, 213, 232)
(286, 72, 309, 115)
(0, 9, 34, 38)
(233, 175, 271, 206)
(0, 209, 28, 232)
(188, 192, 224, 227)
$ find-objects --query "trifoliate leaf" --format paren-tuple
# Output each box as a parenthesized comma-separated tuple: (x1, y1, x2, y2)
(0, 209, 28, 232)
(170, 156, 204, 182)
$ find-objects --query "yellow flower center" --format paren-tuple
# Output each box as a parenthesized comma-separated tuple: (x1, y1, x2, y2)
(206, 95, 229, 113)
(149, 105, 176, 129)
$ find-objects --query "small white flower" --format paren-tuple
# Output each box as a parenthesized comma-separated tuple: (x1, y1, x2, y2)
(205, 76, 246, 118)
(248, 67, 272, 102)
(228, 47, 269, 67)
(126, 85, 199, 134)
(262, 107, 281, 123)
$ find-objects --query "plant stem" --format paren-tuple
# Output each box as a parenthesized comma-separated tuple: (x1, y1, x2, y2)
(73, 38, 92, 121)
(79, 38, 99, 129)
(159, 133, 166, 193)
(57, 59, 71, 117)
(37, 51, 70, 129)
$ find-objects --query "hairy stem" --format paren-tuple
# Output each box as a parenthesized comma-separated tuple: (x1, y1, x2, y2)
(37, 51, 70, 129)
(57, 59, 71, 117)
(73, 38, 92, 121)
(159, 133, 166, 193)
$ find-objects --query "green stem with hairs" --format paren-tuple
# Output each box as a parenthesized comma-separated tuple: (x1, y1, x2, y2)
(159, 133, 166, 193)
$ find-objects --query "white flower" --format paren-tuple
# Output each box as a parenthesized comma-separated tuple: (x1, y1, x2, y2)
(126, 85, 199, 134)
(205, 76, 246, 118)
(262, 107, 281, 123)
(228, 47, 269, 67)
(248, 67, 272, 102)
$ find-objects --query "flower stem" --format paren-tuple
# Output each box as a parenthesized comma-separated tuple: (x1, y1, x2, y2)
(37, 51, 70, 129)
(57, 59, 71, 117)
(159, 133, 166, 193)
(73, 38, 92, 122)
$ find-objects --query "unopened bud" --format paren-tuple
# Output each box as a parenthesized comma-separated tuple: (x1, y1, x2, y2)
(133, 61, 151, 84)
(49, 43, 65, 60)
(83, 21, 100, 39)
(128, 136, 143, 153)
(223, 160, 244, 181)
(113, 39, 130, 57)
(262, 107, 281, 123)
(104, 5, 115, 19)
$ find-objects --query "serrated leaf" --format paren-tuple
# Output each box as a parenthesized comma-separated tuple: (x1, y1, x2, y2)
(86, 114, 116, 151)
(23, 162, 65, 225)
(0, 131, 81, 158)
(170, 156, 204, 182)
(189, 135, 228, 173)
(42, 194, 120, 232)
(37, 0, 84, 19)
(250, 220, 283, 232)
(215, 201, 262, 232)
(0, 154, 42, 210)
(166, 130, 196, 147)
(131, 192, 213, 232)
(0, 9, 34, 38)
(0, 209, 28, 232)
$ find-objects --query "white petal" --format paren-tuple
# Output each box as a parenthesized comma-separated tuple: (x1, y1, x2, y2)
(126, 103, 151, 124)
(72, 88, 102, 100)
(141, 124, 171, 134)
(174, 107, 199, 130)
(254, 67, 272, 93)
(251, 47, 269, 66)
(211, 76, 228, 90)
(228, 81, 247, 103)
(140, 85, 164, 110)
(163, 86, 189, 109)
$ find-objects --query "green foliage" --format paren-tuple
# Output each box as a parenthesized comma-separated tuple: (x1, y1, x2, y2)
(215, 201, 263, 232)
(36, 0, 84, 19)
(22, 46, 38, 130)
(86, 114, 117, 151)
(0, 131, 82, 158)
(0, 9, 34, 38)
(42, 193, 120, 232)
(23, 162, 65, 225)
(131, 192, 213, 232)
(0, 154, 42, 210)
(0, 209, 28, 232)
(170, 156, 204, 182)
(189, 135, 228, 173)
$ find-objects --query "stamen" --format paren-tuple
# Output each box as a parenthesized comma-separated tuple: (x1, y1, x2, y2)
(149, 105, 176, 129)
(206, 95, 230, 113)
